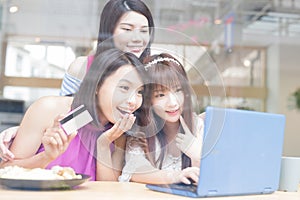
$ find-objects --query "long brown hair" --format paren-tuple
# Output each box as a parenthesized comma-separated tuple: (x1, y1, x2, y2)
(142, 53, 194, 169)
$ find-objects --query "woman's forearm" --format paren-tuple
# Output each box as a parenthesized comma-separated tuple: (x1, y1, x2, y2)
(96, 136, 120, 181)
(0, 151, 53, 169)
(131, 166, 200, 185)
(131, 169, 180, 184)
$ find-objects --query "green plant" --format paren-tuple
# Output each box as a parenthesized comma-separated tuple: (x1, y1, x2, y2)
(293, 88, 300, 110)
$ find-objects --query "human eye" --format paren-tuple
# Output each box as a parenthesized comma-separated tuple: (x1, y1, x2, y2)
(140, 27, 149, 33)
(175, 87, 183, 93)
(137, 87, 144, 96)
(119, 85, 130, 92)
(120, 25, 133, 32)
(154, 92, 165, 98)
(122, 27, 131, 31)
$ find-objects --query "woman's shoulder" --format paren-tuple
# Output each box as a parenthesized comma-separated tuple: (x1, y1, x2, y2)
(29, 96, 73, 114)
(67, 56, 88, 80)
(19, 96, 73, 132)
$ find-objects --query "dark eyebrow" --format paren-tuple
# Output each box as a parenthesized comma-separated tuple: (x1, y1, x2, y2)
(119, 79, 132, 84)
(119, 79, 144, 87)
(119, 79, 144, 90)
(119, 23, 149, 28)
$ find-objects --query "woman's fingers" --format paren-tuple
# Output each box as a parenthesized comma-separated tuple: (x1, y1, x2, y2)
(40, 115, 77, 161)
(42, 126, 74, 161)
(44, 126, 68, 148)
(54, 131, 68, 151)
(1, 126, 18, 142)
(187, 169, 199, 184)
(0, 145, 15, 161)
(101, 114, 136, 144)
(180, 167, 200, 184)
(118, 114, 136, 132)
(110, 114, 136, 134)
(53, 114, 65, 127)
(42, 132, 56, 145)
(0, 126, 18, 161)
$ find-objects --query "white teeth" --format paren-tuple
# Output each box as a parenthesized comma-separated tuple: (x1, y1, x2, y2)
(118, 108, 131, 114)
(128, 46, 143, 50)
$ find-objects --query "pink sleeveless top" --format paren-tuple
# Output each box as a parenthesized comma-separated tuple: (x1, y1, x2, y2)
(86, 55, 94, 71)
(37, 123, 113, 181)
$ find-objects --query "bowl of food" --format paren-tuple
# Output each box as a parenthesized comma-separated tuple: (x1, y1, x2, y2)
(0, 165, 90, 190)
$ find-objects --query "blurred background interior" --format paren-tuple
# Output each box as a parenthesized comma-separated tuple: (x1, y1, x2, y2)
(0, 0, 299, 156)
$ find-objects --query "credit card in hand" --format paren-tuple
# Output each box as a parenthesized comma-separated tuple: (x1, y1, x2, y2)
(59, 105, 93, 135)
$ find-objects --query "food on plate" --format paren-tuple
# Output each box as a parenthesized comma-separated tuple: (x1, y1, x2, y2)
(0, 165, 82, 180)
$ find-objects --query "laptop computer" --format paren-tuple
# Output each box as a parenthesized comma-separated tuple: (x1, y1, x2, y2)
(146, 106, 286, 198)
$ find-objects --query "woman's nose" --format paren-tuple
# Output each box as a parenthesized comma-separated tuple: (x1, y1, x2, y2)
(131, 29, 142, 42)
(167, 93, 179, 107)
(127, 93, 138, 106)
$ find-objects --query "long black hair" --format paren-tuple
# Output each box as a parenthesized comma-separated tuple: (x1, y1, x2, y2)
(72, 49, 147, 130)
(95, 0, 155, 61)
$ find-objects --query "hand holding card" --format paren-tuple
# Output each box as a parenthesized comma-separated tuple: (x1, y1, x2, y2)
(59, 105, 93, 135)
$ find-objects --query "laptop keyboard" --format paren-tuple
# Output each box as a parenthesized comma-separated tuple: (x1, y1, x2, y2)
(158, 182, 198, 193)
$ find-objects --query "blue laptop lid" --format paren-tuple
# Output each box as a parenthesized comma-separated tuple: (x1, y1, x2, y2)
(197, 107, 286, 197)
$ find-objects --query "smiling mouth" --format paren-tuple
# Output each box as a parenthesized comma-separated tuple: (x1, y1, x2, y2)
(129, 48, 142, 53)
(128, 46, 143, 51)
(131, 49, 141, 53)
(117, 108, 132, 116)
(166, 109, 179, 115)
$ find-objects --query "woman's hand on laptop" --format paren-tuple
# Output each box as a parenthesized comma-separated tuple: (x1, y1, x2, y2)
(0, 126, 19, 161)
(176, 167, 199, 184)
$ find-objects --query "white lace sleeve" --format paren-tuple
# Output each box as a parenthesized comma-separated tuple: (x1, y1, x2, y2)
(118, 137, 152, 182)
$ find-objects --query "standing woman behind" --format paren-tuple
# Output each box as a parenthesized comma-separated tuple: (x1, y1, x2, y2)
(61, 0, 155, 96)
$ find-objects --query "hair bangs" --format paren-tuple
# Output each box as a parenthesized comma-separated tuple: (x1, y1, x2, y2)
(149, 64, 181, 92)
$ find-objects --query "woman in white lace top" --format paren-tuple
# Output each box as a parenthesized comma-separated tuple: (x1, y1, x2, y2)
(119, 53, 204, 185)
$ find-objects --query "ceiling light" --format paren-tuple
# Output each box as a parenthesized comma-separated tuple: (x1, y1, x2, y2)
(9, 6, 18, 13)
(214, 19, 222, 25)
(243, 59, 251, 67)
(35, 37, 41, 43)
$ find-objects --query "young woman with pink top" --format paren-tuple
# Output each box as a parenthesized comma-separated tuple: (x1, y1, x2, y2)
(0, 49, 147, 181)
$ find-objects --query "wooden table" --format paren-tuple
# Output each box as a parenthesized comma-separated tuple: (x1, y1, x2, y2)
(0, 181, 299, 200)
